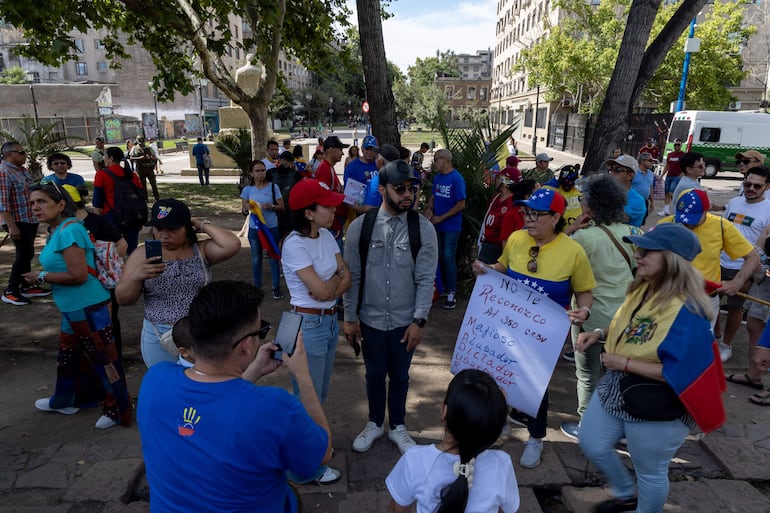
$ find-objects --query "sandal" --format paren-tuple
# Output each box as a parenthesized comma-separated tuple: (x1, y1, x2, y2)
(749, 391, 770, 406)
(726, 373, 764, 390)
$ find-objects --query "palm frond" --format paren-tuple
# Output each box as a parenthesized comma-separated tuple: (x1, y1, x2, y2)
(0, 118, 84, 180)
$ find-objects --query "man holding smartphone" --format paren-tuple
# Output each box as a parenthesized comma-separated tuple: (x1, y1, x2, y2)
(343, 160, 439, 454)
(138, 281, 333, 512)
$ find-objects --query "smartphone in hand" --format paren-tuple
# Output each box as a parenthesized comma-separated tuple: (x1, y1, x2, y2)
(145, 240, 163, 262)
(273, 311, 303, 360)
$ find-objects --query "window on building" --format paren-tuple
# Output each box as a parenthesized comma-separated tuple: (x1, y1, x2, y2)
(48, 71, 59, 80)
(97, 61, 108, 72)
(76, 62, 88, 75)
(468, 87, 476, 100)
(480, 87, 487, 100)
(524, 108, 534, 127)
(445, 86, 454, 99)
(75, 39, 84, 53)
(536, 108, 547, 129)
(94, 39, 105, 49)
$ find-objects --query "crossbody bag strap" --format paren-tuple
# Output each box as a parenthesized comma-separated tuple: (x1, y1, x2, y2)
(597, 225, 633, 273)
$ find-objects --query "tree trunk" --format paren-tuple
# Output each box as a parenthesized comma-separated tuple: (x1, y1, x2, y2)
(584, 0, 709, 172)
(583, 0, 662, 173)
(357, 0, 400, 146)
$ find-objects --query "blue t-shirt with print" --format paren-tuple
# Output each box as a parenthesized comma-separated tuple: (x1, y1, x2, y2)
(44, 173, 86, 189)
(240, 183, 281, 229)
(344, 158, 381, 207)
(432, 169, 467, 233)
(138, 362, 328, 513)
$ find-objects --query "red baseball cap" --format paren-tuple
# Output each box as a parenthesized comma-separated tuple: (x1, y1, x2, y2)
(493, 166, 522, 184)
(288, 179, 345, 210)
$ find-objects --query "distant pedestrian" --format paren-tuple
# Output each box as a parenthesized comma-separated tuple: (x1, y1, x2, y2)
(191, 137, 210, 186)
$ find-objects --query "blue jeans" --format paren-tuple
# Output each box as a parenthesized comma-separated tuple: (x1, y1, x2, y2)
(140, 318, 176, 368)
(579, 393, 689, 512)
(437, 231, 460, 294)
(248, 227, 281, 289)
(291, 312, 339, 404)
(361, 323, 414, 428)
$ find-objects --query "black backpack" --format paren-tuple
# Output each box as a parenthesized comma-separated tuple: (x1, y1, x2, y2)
(270, 166, 301, 237)
(357, 208, 421, 314)
(104, 168, 148, 228)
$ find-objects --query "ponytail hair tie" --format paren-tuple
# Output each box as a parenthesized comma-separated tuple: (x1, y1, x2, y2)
(452, 457, 476, 489)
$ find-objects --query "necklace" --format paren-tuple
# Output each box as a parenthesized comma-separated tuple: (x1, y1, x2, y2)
(189, 367, 238, 379)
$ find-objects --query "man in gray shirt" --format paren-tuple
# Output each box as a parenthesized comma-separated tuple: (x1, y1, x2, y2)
(343, 160, 438, 455)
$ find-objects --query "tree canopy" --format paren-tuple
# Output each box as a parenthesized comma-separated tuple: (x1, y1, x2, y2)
(0, 66, 29, 84)
(517, 0, 751, 113)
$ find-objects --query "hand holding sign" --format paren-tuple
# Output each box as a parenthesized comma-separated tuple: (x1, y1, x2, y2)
(450, 269, 570, 417)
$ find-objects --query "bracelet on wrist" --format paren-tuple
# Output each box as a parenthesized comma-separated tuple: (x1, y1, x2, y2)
(592, 328, 605, 340)
(624, 357, 630, 373)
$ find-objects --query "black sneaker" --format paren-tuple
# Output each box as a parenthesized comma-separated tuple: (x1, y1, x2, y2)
(506, 408, 529, 428)
(444, 292, 457, 310)
(272, 288, 284, 300)
(593, 496, 637, 513)
(562, 351, 575, 362)
(2, 290, 31, 306)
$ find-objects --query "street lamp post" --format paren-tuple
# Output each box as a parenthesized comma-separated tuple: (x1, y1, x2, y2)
(198, 78, 209, 137)
(147, 82, 161, 141)
(24, 70, 39, 129)
(328, 96, 334, 132)
(531, 84, 540, 155)
(305, 93, 312, 136)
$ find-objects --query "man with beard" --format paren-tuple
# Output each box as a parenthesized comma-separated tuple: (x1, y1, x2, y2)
(343, 160, 438, 455)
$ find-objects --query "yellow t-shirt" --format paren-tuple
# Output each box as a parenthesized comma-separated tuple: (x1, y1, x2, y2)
(498, 230, 596, 308)
(658, 215, 753, 281)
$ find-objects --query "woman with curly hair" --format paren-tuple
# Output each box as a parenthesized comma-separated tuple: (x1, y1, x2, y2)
(560, 174, 642, 440)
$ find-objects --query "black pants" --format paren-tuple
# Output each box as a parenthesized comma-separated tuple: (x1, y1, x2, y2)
(6, 222, 39, 293)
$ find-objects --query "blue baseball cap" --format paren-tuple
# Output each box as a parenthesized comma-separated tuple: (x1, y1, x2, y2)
(362, 135, 378, 150)
(623, 223, 701, 261)
(514, 188, 566, 215)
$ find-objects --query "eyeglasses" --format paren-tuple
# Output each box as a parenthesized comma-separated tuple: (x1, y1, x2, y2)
(390, 184, 419, 195)
(522, 209, 552, 221)
(737, 159, 757, 165)
(231, 320, 271, 348)
(527, 246, 540, 273)
(743, 181, 766, 190)
(608, 166, 630, 174)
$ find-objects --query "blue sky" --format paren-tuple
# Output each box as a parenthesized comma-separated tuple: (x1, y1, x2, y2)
(346, 0, 497, 73)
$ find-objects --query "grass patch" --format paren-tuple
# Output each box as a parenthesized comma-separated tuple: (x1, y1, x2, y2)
(400, 130, 439, 146)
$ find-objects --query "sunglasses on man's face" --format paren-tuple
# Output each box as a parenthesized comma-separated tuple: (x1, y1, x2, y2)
(608, 166, 630, 174)
(390, 184, 419, 195)
(736, 159, 757, 165)
(230, 320, 272, 348)
(743, 180, 766, 191)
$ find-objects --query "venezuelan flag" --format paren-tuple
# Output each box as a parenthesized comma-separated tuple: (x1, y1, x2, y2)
(248, 200, 281, 260)
(658, 307, 726, 434)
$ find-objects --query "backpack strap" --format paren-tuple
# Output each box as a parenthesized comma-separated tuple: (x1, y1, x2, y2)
(596, 225, 634, 274)
(407, 209, 421, 261)
(357, 208, 379, 315)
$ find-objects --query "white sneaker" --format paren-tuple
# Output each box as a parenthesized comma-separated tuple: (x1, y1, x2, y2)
(34, 397, 79, 415)
(657, 208, 670, 217)
(315, 466, 341, 485)
(352, 421, 385, 452)
(387, 425, 416, 454)
(95, 415, 117, 429)
(520, 437, 543, 468)
(718, 342, 732, 363)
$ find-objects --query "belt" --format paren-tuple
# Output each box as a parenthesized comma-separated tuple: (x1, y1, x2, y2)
(292, 306, 337, 316)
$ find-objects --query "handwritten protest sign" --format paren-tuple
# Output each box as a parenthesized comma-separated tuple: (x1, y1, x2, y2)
(343, 178, 366, 206)
(450, 269, 571, 417)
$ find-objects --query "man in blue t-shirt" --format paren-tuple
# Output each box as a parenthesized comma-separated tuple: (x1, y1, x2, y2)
(191, 137, 210, 186)
(427, 148, 467, 309)
(344, 135, 380, 214)
(137, 281, 334, 512)
(605, 154, 646, 227)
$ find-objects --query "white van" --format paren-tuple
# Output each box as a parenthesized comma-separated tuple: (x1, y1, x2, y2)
(665, 110, 770, 177)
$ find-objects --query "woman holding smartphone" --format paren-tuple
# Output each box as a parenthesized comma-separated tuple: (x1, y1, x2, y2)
(281, 179, 351, 485)
(116, 198, 240, 367)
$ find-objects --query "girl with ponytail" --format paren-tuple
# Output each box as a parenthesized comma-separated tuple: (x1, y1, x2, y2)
(386, 369, 520, 513)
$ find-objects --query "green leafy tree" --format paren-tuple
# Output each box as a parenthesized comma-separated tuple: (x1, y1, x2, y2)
(407, 51, 461, 87)
(0, 0, 349, 160)
(0, 66, 28, 84)
(0, 118, 84, 180)
(645, 0, 754, 111)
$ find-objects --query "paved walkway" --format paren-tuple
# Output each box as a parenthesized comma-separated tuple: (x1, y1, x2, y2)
(4, 137, 769, 512)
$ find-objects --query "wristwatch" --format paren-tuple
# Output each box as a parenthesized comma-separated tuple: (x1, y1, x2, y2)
(36, 271, 48, 284)
(412, 317, 427, 328)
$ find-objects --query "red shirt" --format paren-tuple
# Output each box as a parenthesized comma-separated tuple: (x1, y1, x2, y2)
(314, 159, 346, 234)
(500, 207, 525, 242)
(482, 193, 516, 246)
(639, 145, 661, 162)
(93, 164, 143, 215)
(665, 150, 685, 177)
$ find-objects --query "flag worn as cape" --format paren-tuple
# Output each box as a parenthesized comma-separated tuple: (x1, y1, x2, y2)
(248, 200, 281, 260)
(659, 306, 726, 434)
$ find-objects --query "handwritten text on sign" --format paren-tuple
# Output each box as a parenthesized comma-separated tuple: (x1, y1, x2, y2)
(450, 269, 571, 417)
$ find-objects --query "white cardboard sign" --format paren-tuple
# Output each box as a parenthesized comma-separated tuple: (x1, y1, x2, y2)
(450, 269, 571, 417)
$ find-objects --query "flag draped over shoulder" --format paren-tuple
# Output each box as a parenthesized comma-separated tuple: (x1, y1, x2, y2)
(248, 200, 281, 260)
(659, 307, 726, 434)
